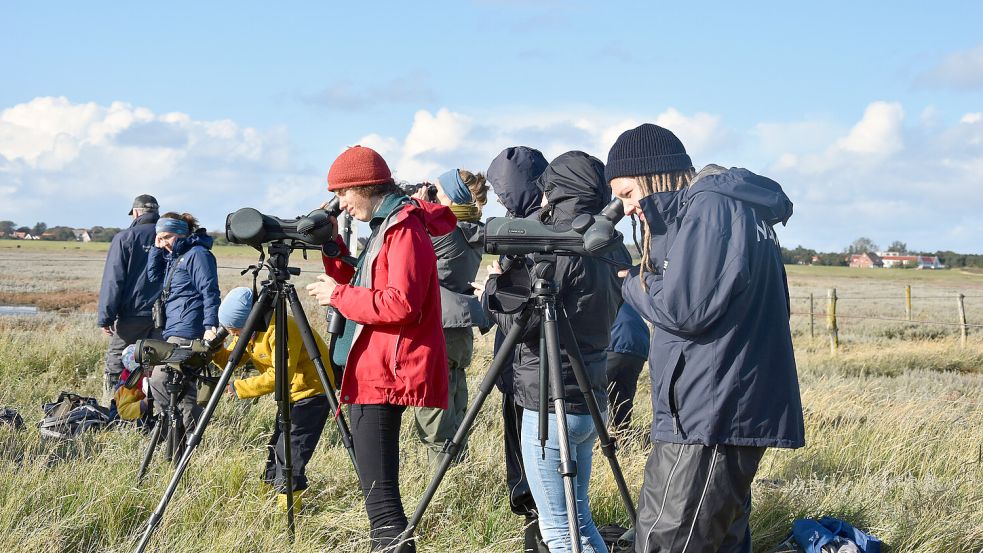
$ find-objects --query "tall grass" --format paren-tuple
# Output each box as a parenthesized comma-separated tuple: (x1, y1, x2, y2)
(0, 251, 980, 552)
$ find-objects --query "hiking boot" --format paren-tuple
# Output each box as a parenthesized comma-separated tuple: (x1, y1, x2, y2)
(277, 488, 306, 511)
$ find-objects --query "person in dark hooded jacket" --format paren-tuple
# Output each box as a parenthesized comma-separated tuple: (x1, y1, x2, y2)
(97, 194, 164, 393)
(145, 211, 221, 441)
(483, 145, 550, 552)
(607, 124, 805, 553)
(485, 151, 621, 553)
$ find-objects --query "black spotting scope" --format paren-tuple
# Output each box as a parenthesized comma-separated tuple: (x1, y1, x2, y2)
(484, 198, 625, 257)
(225, 197, 342, 248)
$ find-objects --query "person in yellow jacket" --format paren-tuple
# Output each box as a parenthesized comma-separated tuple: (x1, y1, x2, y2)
(112, 343, 151, 422)
(213, 287, 333, 506)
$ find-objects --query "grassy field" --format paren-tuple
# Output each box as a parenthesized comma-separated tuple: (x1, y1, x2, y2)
(0, 244, 981, 552)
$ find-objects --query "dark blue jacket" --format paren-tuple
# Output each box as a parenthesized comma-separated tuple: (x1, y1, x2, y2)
(97, 212, 162, 327)
(146, 230, 220, 340)
(607, 302, 649, 360)
(623, 165, 805, 448)
(486, 146, 548, 394)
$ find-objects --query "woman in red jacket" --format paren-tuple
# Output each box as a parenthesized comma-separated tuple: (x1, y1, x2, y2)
(307, 145, 454, 552)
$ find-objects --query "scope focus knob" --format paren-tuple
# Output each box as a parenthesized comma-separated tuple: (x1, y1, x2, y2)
(571, 213, 595, 234)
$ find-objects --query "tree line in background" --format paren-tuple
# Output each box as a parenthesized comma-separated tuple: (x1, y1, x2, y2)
(3, 219, 981, 268)
(782, 237, 983, 268)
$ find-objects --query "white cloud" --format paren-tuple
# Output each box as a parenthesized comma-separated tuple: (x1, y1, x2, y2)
(961, 112, 982, 124)
(918, 43, 983, 90)
(0, 97, 319, 230)
(763, 101, 983, 253)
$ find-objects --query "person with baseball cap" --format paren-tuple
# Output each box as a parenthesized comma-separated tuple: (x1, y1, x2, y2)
(306, 145, 455, 552)
(97, 194, 163, 395)
(607, 124, 805, 553)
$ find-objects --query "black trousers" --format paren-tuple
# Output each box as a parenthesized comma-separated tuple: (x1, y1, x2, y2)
(350, 404, 414, 553)
(605, 352, 646, 430)
(634, 441, 766, 553)
(264, 395, 330, 491)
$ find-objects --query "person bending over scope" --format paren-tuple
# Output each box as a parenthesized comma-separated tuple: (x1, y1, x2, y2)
(212, 287, 333, 510)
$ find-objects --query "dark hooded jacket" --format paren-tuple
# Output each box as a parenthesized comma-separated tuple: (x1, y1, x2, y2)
(97, 211, 162, 327)
(146, 229, 220, 340)
(485, 146, 548, 394)
(622, 165, 805, 448)
(489, 151, 622, 414)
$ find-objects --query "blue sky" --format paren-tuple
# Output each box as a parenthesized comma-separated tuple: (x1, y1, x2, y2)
(2, 1, 981, 252)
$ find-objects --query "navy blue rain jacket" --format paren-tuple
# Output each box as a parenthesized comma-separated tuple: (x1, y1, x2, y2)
(623, 165, 805, 448)
(146, 230, 221, 340)
(486, 146, 548, 394)
(606, 242, 650, 360)
(97, 212, 163, 327)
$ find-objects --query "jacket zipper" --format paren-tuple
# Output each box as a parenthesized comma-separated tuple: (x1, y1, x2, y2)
(391, 326, 403, 371)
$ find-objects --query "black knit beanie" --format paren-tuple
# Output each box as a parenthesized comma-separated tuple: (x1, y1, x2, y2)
(605, 123, 693, 183)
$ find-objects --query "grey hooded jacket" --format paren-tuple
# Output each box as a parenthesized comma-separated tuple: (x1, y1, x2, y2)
(623, 165, 805, 448)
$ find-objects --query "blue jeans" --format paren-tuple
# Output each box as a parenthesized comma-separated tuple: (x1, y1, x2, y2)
(521, 409, 607, 553)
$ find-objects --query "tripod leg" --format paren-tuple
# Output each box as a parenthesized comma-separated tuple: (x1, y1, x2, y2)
(133, 288, 275, 553)
(538, 324, 548, 456)
(273, 291, 296, 538)
(395, 307, 534, 553)
(284, 286, 359, 478)
(542, 301, 583, 553)
(136, 413, 164, 485)
(557, 308, 638, 524)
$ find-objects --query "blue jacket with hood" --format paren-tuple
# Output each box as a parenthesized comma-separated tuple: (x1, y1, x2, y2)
(97, 211, 163, 327)
(146, 229, 221, 340)
(623, 165, 805, 448)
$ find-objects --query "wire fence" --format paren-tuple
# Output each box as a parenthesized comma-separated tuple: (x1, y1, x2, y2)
(789, 286, 980, 351)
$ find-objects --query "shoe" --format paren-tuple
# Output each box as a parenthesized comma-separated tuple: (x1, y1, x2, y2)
(277, 488, 305, 511)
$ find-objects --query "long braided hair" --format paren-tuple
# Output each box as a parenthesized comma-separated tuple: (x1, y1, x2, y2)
(637, 169, 696, 290)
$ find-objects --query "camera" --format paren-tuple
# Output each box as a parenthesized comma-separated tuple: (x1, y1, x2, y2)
(225, 197, 342, 248)
(399, 181, 438, 203)
(484, 198, 625, 257)
(125, 328, 230, 388)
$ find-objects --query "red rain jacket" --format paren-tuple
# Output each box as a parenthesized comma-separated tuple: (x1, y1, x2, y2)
(323, 200, 456, 408)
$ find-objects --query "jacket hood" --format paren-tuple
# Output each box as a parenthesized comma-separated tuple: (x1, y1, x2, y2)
(688, 164, 793, 225)
(131, 211, 159, 228)
(486, 146, 548, 218)
(541, 151, 611, 226)
(400, 199, 456, 237)
(173, 228, 214, 255)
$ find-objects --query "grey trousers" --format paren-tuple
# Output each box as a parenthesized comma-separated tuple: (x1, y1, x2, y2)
(634, 441, 765, 553)
(414, 327, 474, 462)
(105, 316, 160, 379)
(148, 336, 202, 435)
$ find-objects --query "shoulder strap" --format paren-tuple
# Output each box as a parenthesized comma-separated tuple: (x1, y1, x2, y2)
(161, 253, 189, 299)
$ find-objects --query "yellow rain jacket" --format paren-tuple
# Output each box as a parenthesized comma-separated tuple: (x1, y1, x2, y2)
(114, 383, 147, 421)
(212, 316, 333, 403)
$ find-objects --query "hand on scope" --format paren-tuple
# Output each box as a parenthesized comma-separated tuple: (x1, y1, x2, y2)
(471, 260, 502, 297)
(307, 274, 339, 306)
(203, 327, 219, 342)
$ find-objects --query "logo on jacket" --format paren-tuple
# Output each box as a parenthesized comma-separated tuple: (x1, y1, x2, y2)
(756, 221, 780, 246)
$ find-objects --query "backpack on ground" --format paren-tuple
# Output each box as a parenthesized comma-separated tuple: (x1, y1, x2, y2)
(0, 407, 24, 429)
(38, 391, 113, 439)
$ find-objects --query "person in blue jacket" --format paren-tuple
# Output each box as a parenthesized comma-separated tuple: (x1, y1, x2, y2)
(606, 124, 805, 553)
(97, 194, 163, 393)
(145, 211, 221, 440)
(605, 301, 649, 433)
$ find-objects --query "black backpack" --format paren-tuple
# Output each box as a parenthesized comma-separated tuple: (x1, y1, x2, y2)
(38, 392, 112, 439)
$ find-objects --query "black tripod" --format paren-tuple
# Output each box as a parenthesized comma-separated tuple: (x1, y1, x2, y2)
(398, 254, 637, 553)
(133, 241, 358, 552)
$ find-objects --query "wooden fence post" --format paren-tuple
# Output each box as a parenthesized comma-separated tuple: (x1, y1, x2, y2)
(809, 293, 815, 339)
(905, 285, 912, 321)
(827, 288, 838, 353)
(957, 293, 968, 346)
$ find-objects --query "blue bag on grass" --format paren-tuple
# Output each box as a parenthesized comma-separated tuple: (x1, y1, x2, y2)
(792, 516, 882, 553)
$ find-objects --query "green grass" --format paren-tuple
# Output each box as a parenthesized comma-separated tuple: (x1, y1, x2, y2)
(0, 250, 981, 552)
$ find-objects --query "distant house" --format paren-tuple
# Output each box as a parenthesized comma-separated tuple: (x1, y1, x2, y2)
(73, 229, 92, 242)
(876, 251, 944, 269)
(13, 231, 36, 240)
(849, 252, 883, 268)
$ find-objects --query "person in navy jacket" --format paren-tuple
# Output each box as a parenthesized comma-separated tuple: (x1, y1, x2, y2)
(607, 124, 805, 553)
(97, 194, 164, 392)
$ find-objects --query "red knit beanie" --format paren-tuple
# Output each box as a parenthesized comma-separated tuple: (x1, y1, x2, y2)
(327, 145, 394, 191)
